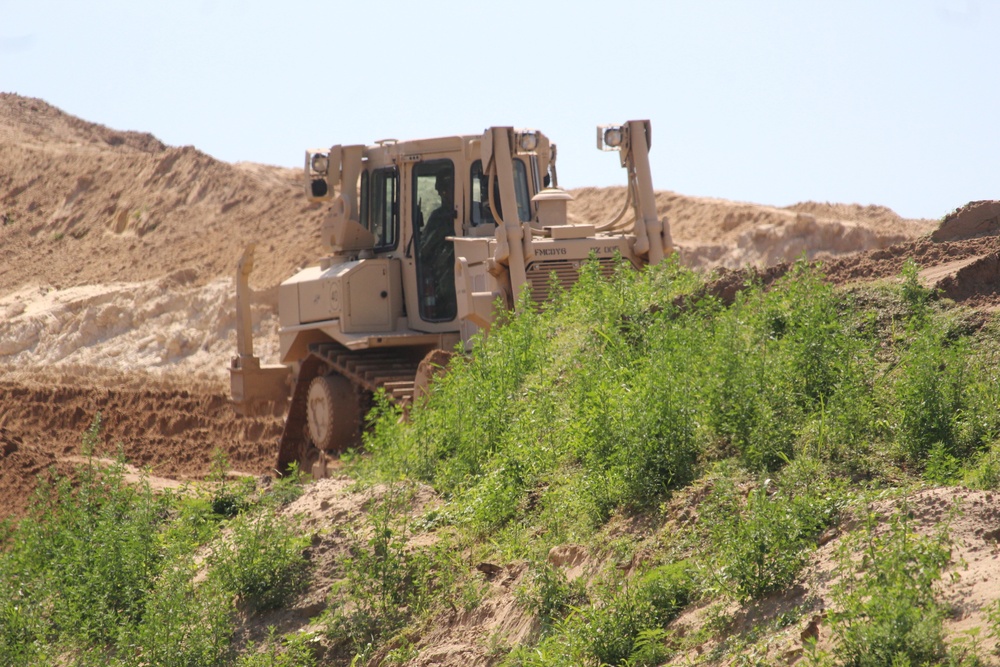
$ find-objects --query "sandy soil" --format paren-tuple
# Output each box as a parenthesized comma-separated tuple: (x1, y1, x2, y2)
(4, 93, 1000, 664)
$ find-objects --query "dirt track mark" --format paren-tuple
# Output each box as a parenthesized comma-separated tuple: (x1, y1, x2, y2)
(0, 379, 285, 520)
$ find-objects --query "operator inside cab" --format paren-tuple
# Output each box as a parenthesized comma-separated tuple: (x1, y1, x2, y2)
(416, 166, 457, 321)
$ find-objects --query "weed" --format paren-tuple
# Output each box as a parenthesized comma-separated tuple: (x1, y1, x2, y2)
(901, 258, 934, 322)
(235, 627, 319, 667)
(963, 443, 1000, 490)
(506, 561, 693, 667)
(324, 487, 433, 658)
(826, 506, 952, 666)
(515, 561, 589, 628)
(701, 465, 841, 601)
(890, 324, 971, 464)
(925, 441, 963, 485)
(0, 415, 172, 660)
(211, 505, 309, 612)
(263, 461, 306, 507)
(119, 556, 233, 667)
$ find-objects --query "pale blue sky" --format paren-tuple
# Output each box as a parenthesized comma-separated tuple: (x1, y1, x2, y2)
(2, 0, 996, 219)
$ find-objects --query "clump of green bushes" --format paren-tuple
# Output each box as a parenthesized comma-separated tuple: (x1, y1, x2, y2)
(0, 415, 313, 667)
(347, 256, 1000, 664)
(360, 258, 1000, 539)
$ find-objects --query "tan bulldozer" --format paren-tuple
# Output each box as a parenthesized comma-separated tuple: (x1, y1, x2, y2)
(230, 121, 673, 477)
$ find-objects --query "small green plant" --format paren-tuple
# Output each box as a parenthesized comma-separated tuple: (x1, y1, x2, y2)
(505, 561, 693, 667)
(891, 324, 970, 465)
(901, 258, 934, 322)
(120, 556, 233, 667)
(924, 441, 962, 485)
(702, 469, 840, 601)
(324, 487, 434, 658)
(826, 506, 952, 666)
(211, 506, 310, 612)
(211, 481, 254, 518)
(946, 627, 987, 667)
(207, 447, 250, 517)
(235, 627, 319, 667)
(0, 414, 171, 659)
(963, 442, 1000, 490)
(207, 446, 231, 483)
(516, 562, 589, 628)
(263, 461, 306, 507)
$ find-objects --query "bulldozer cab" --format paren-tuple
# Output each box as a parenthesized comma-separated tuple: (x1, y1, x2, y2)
(407, 154, 534, 324)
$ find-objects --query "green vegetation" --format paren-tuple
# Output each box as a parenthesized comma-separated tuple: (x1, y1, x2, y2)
(0, 416, 311, 666)
(7, 257, 1000, 664)
(351, 257, 1000, 664)
(824, 507, 952, 666)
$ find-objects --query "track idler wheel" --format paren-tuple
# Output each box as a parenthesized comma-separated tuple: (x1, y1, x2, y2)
(306, 374, 361, 455)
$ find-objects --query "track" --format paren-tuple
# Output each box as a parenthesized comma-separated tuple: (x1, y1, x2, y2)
(275, 344, 427, 473)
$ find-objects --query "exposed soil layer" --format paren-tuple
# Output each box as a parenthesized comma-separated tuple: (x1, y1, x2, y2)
(0, 374, 283, 519)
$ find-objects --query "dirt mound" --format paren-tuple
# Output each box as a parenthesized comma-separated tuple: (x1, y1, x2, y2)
(0, 94, 325, 294)
(0, 93, 988, 522)
(698, 214, 1000, 311)
(0, 92, 166, 153)
(570, 187, 936, 270)
(817, 232, 1000, 306)
(933, 200, 1000, 243)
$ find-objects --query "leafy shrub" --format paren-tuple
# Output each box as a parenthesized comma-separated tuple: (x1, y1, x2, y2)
(506, 561, 693, 667)
(235, 628, 318, 667)
(516, 562, 589, 628)
(118, 557, 233, 667)
(891, 325, 970, 464)
(702, 463, 842, 601)
(324, 488, 435, 658)
(706, 264, 862, 472)
(3, 418, 168, 648)
(963, 441, 1000, 490)
(826, 507, 952, 666)
(211, 506, 310, 612)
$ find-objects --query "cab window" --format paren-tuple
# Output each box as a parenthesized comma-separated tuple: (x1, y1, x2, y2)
(412, 160, 456, 322)
(470, 158, 531, 226)
(360, 168, 398, 250)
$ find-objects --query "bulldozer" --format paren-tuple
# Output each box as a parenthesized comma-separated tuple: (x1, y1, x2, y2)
(230, 120, 673, 477)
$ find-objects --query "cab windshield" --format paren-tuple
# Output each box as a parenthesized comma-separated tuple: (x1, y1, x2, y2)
(470, 158, 531, 226)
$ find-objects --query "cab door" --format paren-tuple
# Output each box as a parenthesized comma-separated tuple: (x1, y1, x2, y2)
(408, 158, 458, 326)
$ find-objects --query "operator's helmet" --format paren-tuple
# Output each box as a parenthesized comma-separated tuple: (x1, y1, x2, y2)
(435, 172, 453, 194)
